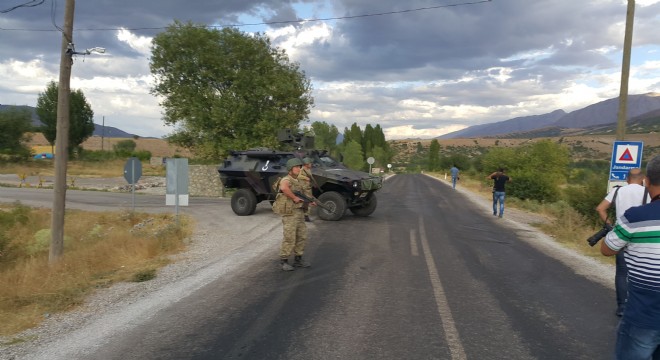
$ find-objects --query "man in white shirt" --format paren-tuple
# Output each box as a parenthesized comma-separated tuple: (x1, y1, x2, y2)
(596, 168, 651, 316)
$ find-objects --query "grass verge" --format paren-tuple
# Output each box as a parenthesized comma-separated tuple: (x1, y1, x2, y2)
(0, 203, 192, 337)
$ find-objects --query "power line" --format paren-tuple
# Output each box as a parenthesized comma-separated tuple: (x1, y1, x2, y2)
(0, 0, 45, 14)
(0, 0, 493, 32)
(218, 0, 493, 28)
(50, 0, 66, 39)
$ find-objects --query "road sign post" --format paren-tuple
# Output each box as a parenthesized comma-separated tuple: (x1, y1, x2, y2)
(367, 157, 375, 174)
(124, 157, 142, 211)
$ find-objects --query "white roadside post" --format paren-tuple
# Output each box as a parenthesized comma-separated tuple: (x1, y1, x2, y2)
(166, 158, 189, 223)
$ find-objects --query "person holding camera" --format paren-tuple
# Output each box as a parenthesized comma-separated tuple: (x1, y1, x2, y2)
(601, 155, 660, 359)
(595, 168, 650, 317)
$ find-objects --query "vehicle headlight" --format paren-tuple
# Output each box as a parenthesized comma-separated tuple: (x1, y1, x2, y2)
(352, 181, 359, 188)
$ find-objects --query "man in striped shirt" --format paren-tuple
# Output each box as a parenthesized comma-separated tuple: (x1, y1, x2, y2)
(602, 154, 660, 359)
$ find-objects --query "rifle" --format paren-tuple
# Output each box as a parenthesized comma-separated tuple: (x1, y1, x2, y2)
(293, 191, 335, 214)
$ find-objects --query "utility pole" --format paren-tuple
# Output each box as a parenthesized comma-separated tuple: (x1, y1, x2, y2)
(49, 0, 75, 264)
(616, 0, 635, 141)
(101, 115, 105, 151)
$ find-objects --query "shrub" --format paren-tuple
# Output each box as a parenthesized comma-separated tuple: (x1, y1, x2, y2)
(131, 150, 152, 161)
(508, 171, 559, 202)
(78, 149, 117, 162)
(563, 175, 608, 226)
(113, 140, 137, 157)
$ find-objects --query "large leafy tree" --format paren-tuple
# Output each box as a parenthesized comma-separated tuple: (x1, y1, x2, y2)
(35, 81, 95, 156)
(310, 121, 339, 154)
(150, 22, 314, 160)
(0, 108, 32, 158)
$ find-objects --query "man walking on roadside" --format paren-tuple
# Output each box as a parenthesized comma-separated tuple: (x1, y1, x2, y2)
(601, 155, 660, 359)
(450, 164, 460, 189)
(595, 168, 650, 317)
(487, 168, 510, 218)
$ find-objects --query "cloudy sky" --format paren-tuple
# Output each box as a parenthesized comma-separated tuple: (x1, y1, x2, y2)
(1, 0, 659, 139)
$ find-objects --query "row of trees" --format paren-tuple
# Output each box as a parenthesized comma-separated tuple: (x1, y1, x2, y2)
(0, 81, 95, 161)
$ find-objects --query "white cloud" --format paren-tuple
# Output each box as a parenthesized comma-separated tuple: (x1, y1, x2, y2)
(116, 28, 153, 56)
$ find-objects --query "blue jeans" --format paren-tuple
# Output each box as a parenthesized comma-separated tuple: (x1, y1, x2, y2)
(493, 191, 505, 217)
(616, 319, 660, 359)
(452, 176, 457, 189)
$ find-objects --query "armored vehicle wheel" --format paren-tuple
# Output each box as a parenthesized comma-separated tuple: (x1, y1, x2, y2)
(349, 193, 378, 217)
(316, 191, 346, 221)
(231, 189, 258, 216)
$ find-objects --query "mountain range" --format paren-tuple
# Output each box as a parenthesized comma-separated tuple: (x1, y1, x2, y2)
(439, 92, 660, 139)
(0, 104, 148, 139)
(4, 93, 660, 141)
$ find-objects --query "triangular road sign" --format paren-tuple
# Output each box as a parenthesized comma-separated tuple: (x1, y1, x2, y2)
(619, 148, 634, 162)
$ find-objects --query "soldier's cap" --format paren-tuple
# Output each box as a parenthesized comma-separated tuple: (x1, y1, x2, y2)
(303, 157, 312, 164)
(286, 157, 304, 171)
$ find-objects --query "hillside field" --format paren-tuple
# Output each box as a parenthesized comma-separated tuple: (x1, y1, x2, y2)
(24, 132, 660, 164)
(26, 133, 192, 158)
(390, 133, 660, 165)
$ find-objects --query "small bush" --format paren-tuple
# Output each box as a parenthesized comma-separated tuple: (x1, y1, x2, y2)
(131, 268, 156, 282)
(131, 150, 152, 161)
(113, 140, 137, 157)
(78, 150, 117, 162)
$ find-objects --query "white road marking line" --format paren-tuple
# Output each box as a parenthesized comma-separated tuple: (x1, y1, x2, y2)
(410, 228, 419, 256)
(419, 216, 467, 360)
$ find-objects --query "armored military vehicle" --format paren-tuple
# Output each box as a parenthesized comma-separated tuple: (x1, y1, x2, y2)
(218, 130, 382, 221)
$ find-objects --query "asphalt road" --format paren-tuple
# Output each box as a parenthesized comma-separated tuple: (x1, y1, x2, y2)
(0, 175, 619, 359)
(0, 185, 219, 217)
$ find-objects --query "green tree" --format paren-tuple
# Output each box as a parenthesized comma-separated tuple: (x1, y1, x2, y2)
(342, 140, 364, 170)
(35, 81, 95, 156)
(441, 153, 471, 172)
(368, 145, 388, 169)
(343, 123, 363, 148)
(482, 140, 569, 202)
(150, 22, 314, 160)
(428, 139, 440, 171)
(311, 121, 339, 153)
(0, 108, 32, 159)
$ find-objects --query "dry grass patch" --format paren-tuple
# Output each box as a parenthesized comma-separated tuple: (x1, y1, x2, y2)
(0, 204, 192, 336)
(0, 159, 165, 178)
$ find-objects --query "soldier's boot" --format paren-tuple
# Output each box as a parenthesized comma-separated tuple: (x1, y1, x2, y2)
(281, 259, 294, 271)
(293, 255, 311, 268)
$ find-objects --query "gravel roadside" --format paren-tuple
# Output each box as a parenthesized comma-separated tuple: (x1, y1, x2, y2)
(0, 174, 614, 359)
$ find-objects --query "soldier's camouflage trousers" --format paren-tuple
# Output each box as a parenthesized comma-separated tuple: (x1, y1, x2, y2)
(280, 208, 307, 259)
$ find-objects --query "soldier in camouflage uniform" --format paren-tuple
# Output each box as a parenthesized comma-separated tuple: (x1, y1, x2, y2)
(299, 157, 314, 222)
(276, 158, 314, 271)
